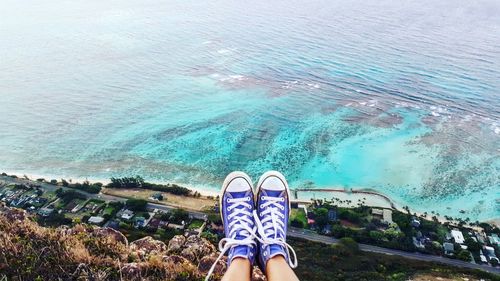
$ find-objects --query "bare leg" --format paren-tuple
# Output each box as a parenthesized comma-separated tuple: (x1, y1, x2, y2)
(266, 256, 300, 281)
(221, 258, 252, 281)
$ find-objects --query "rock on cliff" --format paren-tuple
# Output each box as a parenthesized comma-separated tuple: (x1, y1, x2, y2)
(0, 203, 265, 281)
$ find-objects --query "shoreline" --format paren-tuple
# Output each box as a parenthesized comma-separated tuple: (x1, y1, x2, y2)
(3, 171, 498, 227)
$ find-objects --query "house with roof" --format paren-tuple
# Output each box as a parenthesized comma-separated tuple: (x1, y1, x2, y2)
(134, 217, 146, 228)
(443, 242, 455, 256)
(307, 211, 316, 226)
(411, 217, 421, 228)
(488, 234, 499, 246)
(328, 208, 337, 222)
(121, 209, 134, 220)
(450, 229, 465, 244)
(483, 246, 499, 263)
(38, 207, 54, 217)
(147, 218, 161, 230)
(479, 250, 488, 264)
(413, 236, 425, 249)
(475, 232, 486, 244)
(107, 220, 120, 230)
(88, 216, 105, 225)
(372, 208, 393, 224)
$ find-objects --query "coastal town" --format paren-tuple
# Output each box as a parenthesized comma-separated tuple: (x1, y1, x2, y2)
(0, 173, 499, 274)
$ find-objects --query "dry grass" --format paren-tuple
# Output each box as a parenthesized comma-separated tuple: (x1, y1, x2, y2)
(102, 188, 216, 211)
(0, 207, 206, 281)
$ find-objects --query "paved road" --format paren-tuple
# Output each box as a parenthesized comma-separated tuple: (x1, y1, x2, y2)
(0, 176, 208, 220)
(288, 227, 500, 275)
(2, 176, 498, 274)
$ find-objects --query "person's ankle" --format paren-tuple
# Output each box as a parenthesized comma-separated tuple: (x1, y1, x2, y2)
(265, 254, 288, 275)
(230, 256, 252, 266)
(268, 254, 287, 264)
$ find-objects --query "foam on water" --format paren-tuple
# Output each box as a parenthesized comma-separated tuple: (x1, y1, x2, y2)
(0, 0, 499, 220)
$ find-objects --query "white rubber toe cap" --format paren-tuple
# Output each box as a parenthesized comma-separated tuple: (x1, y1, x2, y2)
(222, 171, 253, 192)
(258, 171, 288, 191)
(226, 177, 252, 192)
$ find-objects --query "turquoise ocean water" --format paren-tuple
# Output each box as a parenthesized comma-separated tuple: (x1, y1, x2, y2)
(0, 0, 499, 220)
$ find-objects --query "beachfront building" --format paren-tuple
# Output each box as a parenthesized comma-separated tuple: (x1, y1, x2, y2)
(450, 229, 465, 244)
(328, 209, 337, 222)
(371, 208, 393, 224)
(411, 217, 421, 228)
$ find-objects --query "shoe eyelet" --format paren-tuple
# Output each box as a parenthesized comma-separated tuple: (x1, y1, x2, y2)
(246, 197, 251, 201)
(260, 204, 264, 209)
(226, 198, 231, 203)
(261, 196, 265, 200)
(263, 252, 267, 257)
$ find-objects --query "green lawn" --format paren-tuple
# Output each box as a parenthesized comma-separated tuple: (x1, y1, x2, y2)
(103, 206, 116, 215)
(188, 219, 204, 230)
(290, 208, 308, 228)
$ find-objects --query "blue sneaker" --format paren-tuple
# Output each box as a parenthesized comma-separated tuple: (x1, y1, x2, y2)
(205, 172, 257, 281)
(255, 171, 297, 272)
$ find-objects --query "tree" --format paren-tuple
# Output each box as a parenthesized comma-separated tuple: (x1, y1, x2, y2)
(55, 189, 86, 203)
(457, 250, 472, 262)
(464, 237, 481, 253)
(339, 237, 359, 253)
(207, 213, 222, 225)
(125, 199, 148, 212)
(338, 209, 361, 223)
(291, 218, 306, 228)
(314, 208, 329, 228)
(168, 209, 189, 224)
(332, 224, 346, 238)
(369, 231, 385, 241)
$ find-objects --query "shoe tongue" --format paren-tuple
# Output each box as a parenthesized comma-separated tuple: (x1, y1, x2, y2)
(229, 191, 252, 239)
(230, 191, 249, 199)
(263, 189, 283, 198)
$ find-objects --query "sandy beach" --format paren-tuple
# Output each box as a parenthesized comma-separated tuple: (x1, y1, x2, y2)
(4, 171, 498, 227)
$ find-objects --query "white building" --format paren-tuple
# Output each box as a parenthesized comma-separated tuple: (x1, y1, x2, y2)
(121, 209, 134, 220)
(451, 229, 465, 244)
(88, 216, 105, 225)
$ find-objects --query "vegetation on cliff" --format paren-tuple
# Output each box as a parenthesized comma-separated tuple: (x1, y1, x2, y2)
(0, 204, 498, 281)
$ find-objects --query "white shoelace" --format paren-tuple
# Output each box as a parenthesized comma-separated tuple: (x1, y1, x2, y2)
(205, 195, 298, 281)
(254, 195, 298, 269)
(205, 196, 258, 281)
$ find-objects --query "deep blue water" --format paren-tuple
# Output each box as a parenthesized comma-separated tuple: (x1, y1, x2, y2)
(0, 0, 499, 220)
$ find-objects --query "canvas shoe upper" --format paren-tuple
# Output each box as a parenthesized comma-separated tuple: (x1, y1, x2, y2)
(205, 172, 257, 281)
(255, 171, 297, 272)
